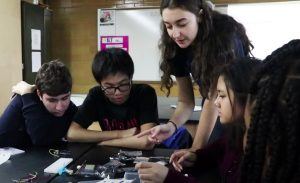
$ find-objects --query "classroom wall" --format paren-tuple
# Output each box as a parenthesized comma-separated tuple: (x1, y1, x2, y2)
(0, 0, 22, 113)
(49, 0, 170, 96)
(48, 0, 288, 97)
(214, 0, 286, 4)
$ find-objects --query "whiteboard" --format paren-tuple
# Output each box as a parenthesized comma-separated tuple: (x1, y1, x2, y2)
(98, 8, 162, 81)
(97, 7, 227, 81)
(97, 2, 300, 80)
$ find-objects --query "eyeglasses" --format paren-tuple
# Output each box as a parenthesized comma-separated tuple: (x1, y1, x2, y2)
(100, 82, 131, 95)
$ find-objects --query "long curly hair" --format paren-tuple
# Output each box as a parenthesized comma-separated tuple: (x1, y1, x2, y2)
(159, 0, 253, 97)
(240, 39, 300, 183)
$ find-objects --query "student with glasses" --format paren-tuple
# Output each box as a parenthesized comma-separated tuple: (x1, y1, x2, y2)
(66, 48, 158, 150)
(100, 81, 132, 96)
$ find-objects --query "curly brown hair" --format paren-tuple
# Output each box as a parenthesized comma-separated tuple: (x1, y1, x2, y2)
(159, 0, 253, 98)
(35, 60, 72, 96)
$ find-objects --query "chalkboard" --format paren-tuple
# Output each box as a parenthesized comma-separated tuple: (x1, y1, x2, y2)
(97, 6, 227, 81)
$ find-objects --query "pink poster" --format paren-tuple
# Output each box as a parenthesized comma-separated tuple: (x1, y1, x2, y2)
(100, 36, 129, 51)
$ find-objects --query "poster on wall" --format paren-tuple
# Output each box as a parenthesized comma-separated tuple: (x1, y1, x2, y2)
(31, 51, 41, 72)
(98, 9, 116, 50)
(100, 36, 129, 51)
(99, 9, 115, 25)
(31, 29, 41, 50)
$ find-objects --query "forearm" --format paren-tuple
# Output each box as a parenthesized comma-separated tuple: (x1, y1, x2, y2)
(192, 99, 218, 150)
(99, 134, 154, 150)
(99, 122, 156, 149)
(170, 101, 194, 127)
(67, 122, 123, 143)
(171, 76, 195, 128)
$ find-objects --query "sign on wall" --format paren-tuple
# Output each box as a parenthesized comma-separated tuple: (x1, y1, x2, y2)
(100, 36, 129, 51)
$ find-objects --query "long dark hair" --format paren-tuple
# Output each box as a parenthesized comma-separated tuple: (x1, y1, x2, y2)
(240, 40, 300, 183)
(216, 58, 262, 150)
(159, 0, 253, 97)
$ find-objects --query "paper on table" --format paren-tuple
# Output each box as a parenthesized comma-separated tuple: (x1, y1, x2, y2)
(0, 147, 25, 156)
(0, 150, 10, 165)
(78, 178, 134, 183)
(170, 105, 202, 111)
(97, 178, 134, 183)
(193, 105, 202, 111)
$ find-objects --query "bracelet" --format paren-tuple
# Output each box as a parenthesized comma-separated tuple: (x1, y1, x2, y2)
(168, 120, 178, 133)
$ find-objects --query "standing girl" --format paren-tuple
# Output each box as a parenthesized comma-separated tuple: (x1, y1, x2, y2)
(139, 0, 253, 150)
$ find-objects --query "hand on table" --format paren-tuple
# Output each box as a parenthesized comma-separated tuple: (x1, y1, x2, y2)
(137, 123, 175, 144)
(170, 149, 197, 172)
(135, 162, 168, 183)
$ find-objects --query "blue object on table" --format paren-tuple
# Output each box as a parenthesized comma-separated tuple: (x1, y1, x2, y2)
(161, 127, 193, 149)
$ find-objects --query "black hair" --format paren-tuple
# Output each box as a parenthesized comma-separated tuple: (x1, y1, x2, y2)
(240, 39, 300, 183)
(216, 58, 262, 150)
(159, 0, 253, 97)
(92, 48, 134, 83)
(35, 60, 72, 96)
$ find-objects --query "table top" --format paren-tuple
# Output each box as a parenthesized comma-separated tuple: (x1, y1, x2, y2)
(0, 143, 93, 183)
(0, 143, 174, 183)
(51, 145, 174, 183)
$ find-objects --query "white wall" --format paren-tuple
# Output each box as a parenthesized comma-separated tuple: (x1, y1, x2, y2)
(0, 0, 22, 113)
(228, 1, 300, 59)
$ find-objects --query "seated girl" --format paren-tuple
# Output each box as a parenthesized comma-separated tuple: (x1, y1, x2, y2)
(135, 58, 262, 183)
(241, 39, 300, 183)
